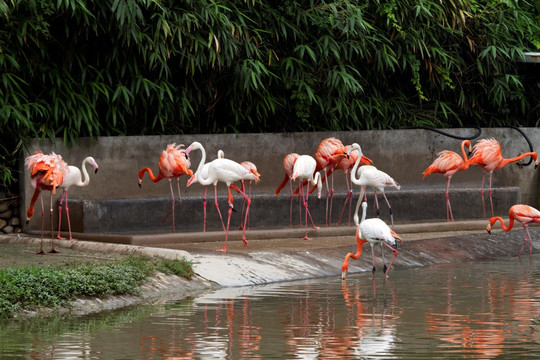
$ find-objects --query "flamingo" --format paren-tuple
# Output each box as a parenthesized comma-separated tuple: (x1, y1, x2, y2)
(138, 143, 193, 233)
(57, 156, 99, 240)
(186, 141, 257, 252)
(348, 147, 400, 225)
(313, 138, 348, 226)
(423, 140, 472, 222)
(342, 201, 402, 279)
(238, 161, 261, 230)
(25, 151, 70, 254)
(189, 149, 228, 232)
(467, 138, 538, 217)
(486, 204, 540, 257)
(334, 145, 373, 226)
(291, 155, 323, 240)
(274, 153, 301, 228)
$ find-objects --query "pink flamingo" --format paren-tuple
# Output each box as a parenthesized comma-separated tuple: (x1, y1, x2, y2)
(274, 153, 301, 228)
(313, 138, 348, 225)
(423, 140, 472, 222)
(486, 204, 540, 257)
(342, 201, 401, 279)
(186, 141, 257, 252)
(138, 143, 193, 233)
(468, 138, 538, 217)
(291, 155, 323, 240)
(25, 151, 69, 254)
(57, 156, 99, 240)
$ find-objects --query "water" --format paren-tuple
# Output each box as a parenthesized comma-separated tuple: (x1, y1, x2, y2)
(2, 255, 540, 359)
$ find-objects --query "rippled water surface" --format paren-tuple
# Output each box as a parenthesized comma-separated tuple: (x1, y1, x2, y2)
(3, 254, 540, 359)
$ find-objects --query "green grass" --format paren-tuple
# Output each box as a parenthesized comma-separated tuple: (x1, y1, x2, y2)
(0, 255, 193, 318)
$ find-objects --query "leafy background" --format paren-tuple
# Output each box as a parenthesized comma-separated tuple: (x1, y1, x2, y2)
(1, 0, 540, 194)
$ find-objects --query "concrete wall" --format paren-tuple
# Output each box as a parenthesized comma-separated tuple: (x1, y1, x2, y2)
(20, 128, 540, 233)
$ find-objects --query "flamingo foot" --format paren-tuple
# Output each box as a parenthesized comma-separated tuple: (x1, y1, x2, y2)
(312, 225, 320, 230)
(216, 248, 227, 253)
(36, 249, 45, 255)
(57, 235, 66, 240)
(301, 236, 312, 240)
(49, 248, 59, 254)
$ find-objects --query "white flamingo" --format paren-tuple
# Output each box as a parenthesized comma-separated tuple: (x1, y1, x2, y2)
(291, 155, 323, 240)
(186, 141, 257, 252)
(342, 201, 401, 279)
(348, 143, 400, 225)
(57, 156, 99, 240)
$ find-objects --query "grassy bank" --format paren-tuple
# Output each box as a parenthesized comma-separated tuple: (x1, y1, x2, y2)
(0, 255, 194, 318)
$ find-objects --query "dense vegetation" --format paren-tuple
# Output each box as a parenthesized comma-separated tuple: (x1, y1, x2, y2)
(0, 255, 194, 318)
(1, 0, 540, 193)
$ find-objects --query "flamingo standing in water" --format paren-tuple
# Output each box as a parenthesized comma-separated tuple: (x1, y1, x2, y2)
(186, 141, 257, 252)
(291, 155, 323, 240)
(275, 153, 301, 228)
(467, 138, 538, 217)
(313, 138, 348, 226)
(57, 156, 99, 240)
(138, 143, 193, 233)
(423, 140, 472, 222)
(341, 201, 402, 279)
(238, 160, 261, 230)
(25, 151, 70, 254)
(486, 204, 540, 257)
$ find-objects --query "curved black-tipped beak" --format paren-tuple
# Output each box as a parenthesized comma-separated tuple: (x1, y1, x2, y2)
(95, 168, 99, 174)
(486, 229, 491, 235)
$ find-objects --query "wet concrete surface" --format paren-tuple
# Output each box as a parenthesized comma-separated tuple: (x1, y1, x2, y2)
(9, 220, 540, 287)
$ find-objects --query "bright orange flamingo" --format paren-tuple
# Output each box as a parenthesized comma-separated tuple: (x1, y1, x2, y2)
(25, 151, 69, 254)
(238, 161, 261, 230)
(486, 204, 540, 257)
(423, 140, 472, 222)
(138, 143, 193, 233)
(57, 156, 99, 240)
(313, 138, 348, 226)
(275, 153, 301, 228)
(291, 155, 323, 240)
(468, 138, 538, 217)
(341, 201, 402, 279)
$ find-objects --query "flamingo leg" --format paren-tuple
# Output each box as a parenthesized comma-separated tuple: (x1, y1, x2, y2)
(381, 191, 394, 225)
(488, 171, 494, 217)
(203, 186, 208, 232)
(323, 169, 330, 226)
(213, 185, 226, 232)
(480, 170, 487, 219)
(524, 225, 534, 256)
(57, 190, 67, 240)
(230, 183, 250, 247)
(48, 191, 58, 253)
(373, 190, 380, 217)
(168, 179, 176, 233)
(370, 243, 377, 273)
(383, 243, 398, 277)
(329, 172, 335, 225)
(288, 179, 294, 228)
(336, 173, 352, 226)
(380, 243, 387, 273)
(64, 191, 74, 240)
(445, 176, 454, 222)
(217, 198, 234, 253)
(37, 192, 45, 255)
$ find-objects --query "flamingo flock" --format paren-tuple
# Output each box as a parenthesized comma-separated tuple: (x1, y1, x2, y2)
(25, 133, 539, 277)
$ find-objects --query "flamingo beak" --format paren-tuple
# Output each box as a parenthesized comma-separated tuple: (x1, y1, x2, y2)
(486, 224, 491, 234)
(341, 270, 347, 280)
(95, 168, 99, 174)
(138, 178, 142, 188)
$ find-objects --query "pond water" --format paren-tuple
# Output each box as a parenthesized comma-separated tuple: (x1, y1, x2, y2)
(2, 254, 540, 359)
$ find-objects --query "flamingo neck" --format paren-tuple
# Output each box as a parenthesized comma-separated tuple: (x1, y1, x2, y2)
(78, 158, 93, 187)
(501, 152, 537, 168)
(139, 168, 164, 183)
(490, 216, 515, 232)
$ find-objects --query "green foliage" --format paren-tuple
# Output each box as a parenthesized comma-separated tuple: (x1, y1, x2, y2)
(0, 255, 193, 318)
(1, 0, 540, 192)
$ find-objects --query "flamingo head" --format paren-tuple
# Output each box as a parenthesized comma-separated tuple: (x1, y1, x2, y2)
(486, 223, 492, 234)
(341, 266, 348, 280)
